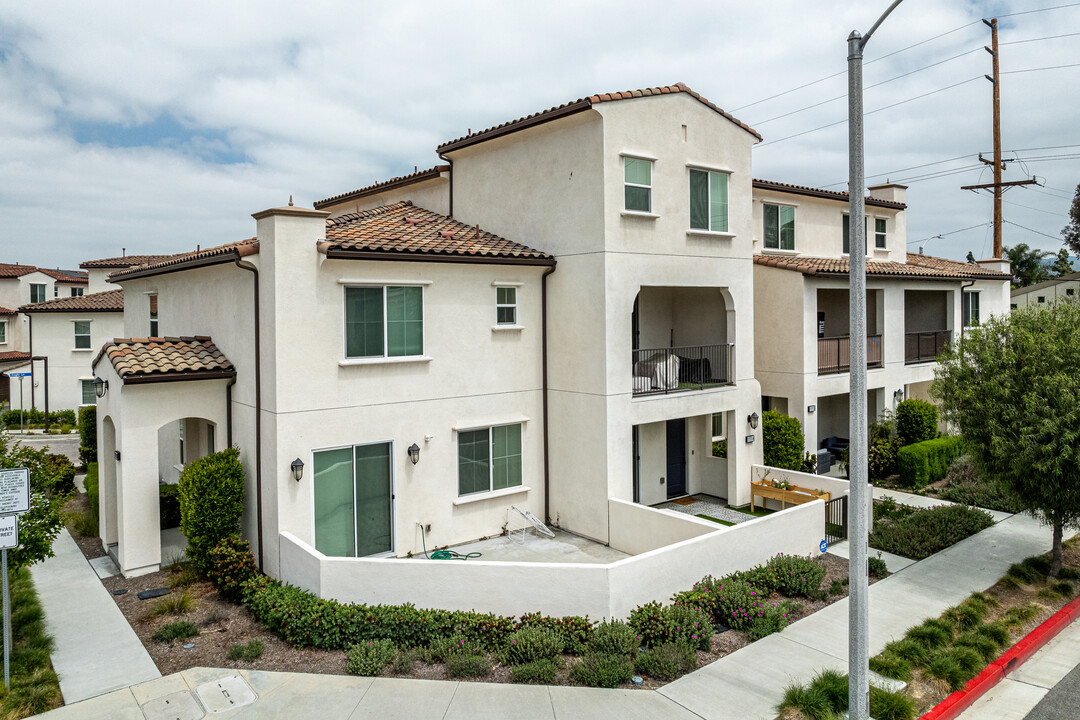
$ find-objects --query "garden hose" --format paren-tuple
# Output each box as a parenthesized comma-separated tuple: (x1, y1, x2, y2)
(419, 524, 482, 560)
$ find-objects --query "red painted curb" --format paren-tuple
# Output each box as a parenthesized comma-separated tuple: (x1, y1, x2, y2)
(919, 593, 1080, 720)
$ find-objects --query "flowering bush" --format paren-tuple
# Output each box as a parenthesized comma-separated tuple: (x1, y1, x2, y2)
(628, 602, 712, 650)
(766, 553, 827, 598)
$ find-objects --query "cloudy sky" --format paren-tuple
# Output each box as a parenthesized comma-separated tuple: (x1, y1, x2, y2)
(2, 0, 1077, 270)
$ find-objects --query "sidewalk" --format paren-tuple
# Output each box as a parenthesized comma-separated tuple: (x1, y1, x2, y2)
(30, 529, 160, 703)
(32, 513, 1057, 720)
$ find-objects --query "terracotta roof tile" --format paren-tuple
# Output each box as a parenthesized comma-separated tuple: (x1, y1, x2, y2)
(39, 268, 88, 283)
(0, 263, 86, 283)
(753, 179, 906, 209)
(80, 254, 176, 269)
(437, 82, 761, 153)
(753, 253, 1011, 280)
(0, 263, 39, 279)
(20, 289, 124, 314)
(0, 351, 31, 363)
(323, 201, 553, 262)
(314, 166, 451, 209)
(109, 240, 258, 282)
(0, 306, 16, 315)
(94, 336, 235, 382)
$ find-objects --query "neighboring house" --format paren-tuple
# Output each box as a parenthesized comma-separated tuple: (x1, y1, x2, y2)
(1010, 271, 1080, 310)
(80, 253, 175, 294)
(751, 181, 1011, 456)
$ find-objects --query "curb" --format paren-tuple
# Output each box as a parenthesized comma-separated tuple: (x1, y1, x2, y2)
(919, 592, 1080, 720)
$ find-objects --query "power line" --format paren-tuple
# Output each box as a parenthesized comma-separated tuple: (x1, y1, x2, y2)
(907, 222, 992, 246)
(998, 2, 1080, 19)
(1000, 31, 1080, 45)
(1004, 219, 1065, 241)
(1001, 62, 1080, 74)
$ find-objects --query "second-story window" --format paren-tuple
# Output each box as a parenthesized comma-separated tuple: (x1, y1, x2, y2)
(624, 157, 653, 213)
(71, 287, 84, 297)
(763, 204, 795, 250)
(73, 321, 91, 350)
(0, 320, 6, 344)
(689, 169, 729, 232)
(963, 292, 981, 327)
(345, 286, 424, 359)
(149, 294, 159, 336)
(30, 284, 45, 303)
(842, 215, 869, 255)
(496, 287, 517, 325)
(875, 218, 887, 249)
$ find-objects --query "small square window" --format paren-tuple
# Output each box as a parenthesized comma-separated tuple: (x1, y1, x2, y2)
(54, 285, 59, 298)
(458, 423, 523, 496)
(624, 157, 652, 213)
(496, 287, 517, 325)
(711, 413, 724, 441)
(30, 284, 45, 303)
(74, 321, 91, 349)
(345, 285, 424, 358)
(71, 287, 84, 297)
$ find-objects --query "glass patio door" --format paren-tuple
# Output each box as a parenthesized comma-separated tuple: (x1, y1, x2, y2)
(313, 442, 393, 557)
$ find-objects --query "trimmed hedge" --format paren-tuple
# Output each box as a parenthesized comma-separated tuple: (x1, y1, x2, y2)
(895, 399, 937, 446)
(2, 408, 75, 427)
(78, 406, 97, 466)
(84, 463, 99, 523)
(897, 437, 962, 489)
(178, 448, 245, 575)
(869, 503, 993, 560)
(762, 410, 805, 470)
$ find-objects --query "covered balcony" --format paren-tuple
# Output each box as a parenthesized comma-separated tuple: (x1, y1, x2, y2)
(632, 287, 734, 397)
(816, 288, 883, 375)
(904, 290, 953, 365)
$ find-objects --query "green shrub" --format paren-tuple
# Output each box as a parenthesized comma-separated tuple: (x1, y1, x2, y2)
(895, 399, 938, 446)
(0, 569, 62, 717)
(762, 410, 805, 470)
(570, 653, 634, 688)
(1022, 555, 1053, 576)
(78, 406, 97, 466)
(897, 437, 962, 489)
(712, 439, 727, 458)
(346, 639, 396, 676)
(227, 639, 264, 661)
(159, 483, 182, 529)
(511, 657, 561, 684)
(954, 628, 1003, 663)
(149, 591, 194, 617)
(627, 602, 712, 650)
(152, 621, 199, 644)
(1002, 604, 1039, 627)
(44, 454, 76, 495)
(767, 553, 827, 597)
(634, 641, 696, 680)
(1006, 562, 1044, 584)
(906, 619, 954, 650)
(179, 448, 246, 574)
(84, 462, 99, 523)
(869, 685, 916, 720)
(869, 652, 913, 681)
(498, 626, 564, 666)
(445, 652, 492, 678)
(937, 456, 1024, 513)
(943, 602, 987, 632)
(779, 680, 833, 719)
(515, 612, 593, 655)
(868, 438, 900, 482)
(882, 638, 930, 666)
(869, 503, 993, 560)
(588, 619, 638, 657)
(745, 600, 800, 641)
(927, 646, 983, 690)
(206, 536, 258, 603)
(868, 555, 888, 578)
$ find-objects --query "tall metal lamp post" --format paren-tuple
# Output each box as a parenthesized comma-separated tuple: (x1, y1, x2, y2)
(847, 2, 904, 718)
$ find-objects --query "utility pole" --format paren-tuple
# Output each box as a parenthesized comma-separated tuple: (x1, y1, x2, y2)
(961, 18, 1036, 259)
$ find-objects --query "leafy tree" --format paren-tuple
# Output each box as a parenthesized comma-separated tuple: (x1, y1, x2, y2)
(762, 410, 805, 471)
(1063, 181, 1080, 258)
(0, 436, 73, 570)
(932, 300, 1080, 576)
(1004, 243, 1050, 288)
(965, 251, 976, 264)
(1051, 248, 1075, 277)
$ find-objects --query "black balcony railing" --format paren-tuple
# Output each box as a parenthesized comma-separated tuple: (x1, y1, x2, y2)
(905, 330, 952, 365)
(817, 335, 883, 375)
(632, 343, 733, 396)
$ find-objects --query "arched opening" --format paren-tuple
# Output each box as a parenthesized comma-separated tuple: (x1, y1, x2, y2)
(156, 416, 218, 562)
(100, 415, 118, 554)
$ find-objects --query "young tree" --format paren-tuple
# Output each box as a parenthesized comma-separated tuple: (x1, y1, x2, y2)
(1062, 181, 1080, 258)
(932, 300, 1080, 576)
(1051, 248, 1075, 277)
(1004, 243, 1050, 288)
(0, 437, 72, 570)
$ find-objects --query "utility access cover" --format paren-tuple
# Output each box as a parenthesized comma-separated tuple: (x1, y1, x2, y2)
(140, 690, 204, 720)
(194, 675, 258, 714)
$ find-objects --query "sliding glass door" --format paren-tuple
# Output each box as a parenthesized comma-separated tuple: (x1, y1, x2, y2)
(313, 442, 393, 557)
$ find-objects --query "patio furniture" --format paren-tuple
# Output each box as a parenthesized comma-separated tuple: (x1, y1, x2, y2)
(751, 479, 830, 512)
(632, 352, 680, 391)
(822, 436, 849, 461)
(510, 505, 555, 544)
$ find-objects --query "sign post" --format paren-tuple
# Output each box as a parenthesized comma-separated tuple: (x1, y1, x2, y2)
(9, 373, 32, 434)
(0, 467, 29, 691)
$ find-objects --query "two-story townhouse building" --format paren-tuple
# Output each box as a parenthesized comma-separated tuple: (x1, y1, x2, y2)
(1011, 271, 1080, 310)
(751, 181, 1011, 457)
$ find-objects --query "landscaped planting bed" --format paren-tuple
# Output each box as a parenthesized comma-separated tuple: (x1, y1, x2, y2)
(0, 568, 63, 719)
(922, 455, 1025, 514)
(776, 536, 1080, 720)
(869, 496, 994, 560)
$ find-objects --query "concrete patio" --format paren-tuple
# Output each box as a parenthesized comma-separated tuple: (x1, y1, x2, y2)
(422, 528, 631, 564)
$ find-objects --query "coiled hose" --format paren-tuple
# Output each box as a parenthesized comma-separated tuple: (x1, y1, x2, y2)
(419, 524, 482, 560)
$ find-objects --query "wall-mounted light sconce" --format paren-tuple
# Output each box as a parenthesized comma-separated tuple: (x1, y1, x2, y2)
(93, 376, 109, 398)
(893, 389, 905, 404)
(807, 405, 816, 414)
(747, 411, 760, 430)
(291, 458, 304, 482)
(113, 450, 121, 461)
(408, 443, 421, 465)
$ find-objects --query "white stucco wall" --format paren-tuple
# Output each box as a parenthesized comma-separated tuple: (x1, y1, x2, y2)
(24, 311, 124, 411)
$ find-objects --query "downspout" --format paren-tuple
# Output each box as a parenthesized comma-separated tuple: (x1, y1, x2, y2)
(234, 256, 264, 570)
(541, 263, 557, 524)
(28, 314, 34, 409)
(436, 153, 453, 218)
(225, 376, 236, 448)
(959, 279, 975, 343)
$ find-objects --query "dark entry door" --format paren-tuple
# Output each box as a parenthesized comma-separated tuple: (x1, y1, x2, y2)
(666, 418, 687, 498)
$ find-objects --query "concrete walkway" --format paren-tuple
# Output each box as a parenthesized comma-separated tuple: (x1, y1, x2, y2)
(30, 529, 160, 703)
(32, 513, 1059, 720)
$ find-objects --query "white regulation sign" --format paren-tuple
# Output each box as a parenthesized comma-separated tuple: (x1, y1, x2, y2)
(0, 468, 30, 516)
(0, 516, 16, 550)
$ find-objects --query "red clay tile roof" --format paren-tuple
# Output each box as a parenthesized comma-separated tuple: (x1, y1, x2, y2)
(0, 263, 39, 279)
(322, 201, 553, 263)
(0, 306, 16, 315)
(80, 254, 176, 269)
(0, 263, 86, 283)
(0, 351, 31, 363)
(438, 83, 761, 153)
(93, 336, 235, 383)
(21, 289, 124, 314)
(39, 268, 88, 284)
(109, 240, 258, 282)
(753, 179, 906, 210)
(314, 166, 451, 210)
(754, 253, 1011, 280)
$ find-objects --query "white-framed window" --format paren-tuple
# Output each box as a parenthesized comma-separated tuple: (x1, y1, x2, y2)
(344, 285, 424, 359)
(875, 218, 887, 249)
(179, 418, 185, 464)
(963, 292, 981, 327)
(54, 285, 59, 298)
(842, 214, 869, 255)
(458, 423, 523, 496)
(763, 203, 796, 250)
(30, 284, 45, 303)
(73, 321, 91, 350)
(0, 320, 6, 345)
(689, 169, 729, 232)
(71, 287, 84, 297)
(711, 412, 725, 442)
(496, 287, 517, 325)
(624, 156, 653, 213)
(149, 294, 159, 336)
(312, 441, 394, 558)
(80, 380, 96, 406)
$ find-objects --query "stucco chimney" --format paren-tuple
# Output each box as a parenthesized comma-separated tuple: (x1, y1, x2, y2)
(867, 182, 907, 205)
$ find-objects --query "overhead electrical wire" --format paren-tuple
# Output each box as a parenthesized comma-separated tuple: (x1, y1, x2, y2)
(1000, 31, 1080, 45)
(1005, 219, 1067, 241)
(907, 222, 992, 246)
(1001, 62, 1080, 74)
(997, 2, 1080, 19)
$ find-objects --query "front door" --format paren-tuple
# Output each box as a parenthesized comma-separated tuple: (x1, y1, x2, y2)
(666, 418, 687, 498)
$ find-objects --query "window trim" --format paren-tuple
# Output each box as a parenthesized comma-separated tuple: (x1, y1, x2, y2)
(622, 155, 654, 214)
(71, 287, 84, 297)
(963, 291, 981, 327)
(342, 284, 426, 361)
(309, 439, 396, 559)
(73, 320, 92, 351)
(495, 286, 518, 326)
(688, 167, 731, 233)
(457, 422, 524, 498)
(0, 320, 6, 345)
(79, 378, 96, 406)
(763, 202, 797, 251)
(874, 217, 888, 250)
(29, 283, 46, 304)
(711, 412, 725, 442)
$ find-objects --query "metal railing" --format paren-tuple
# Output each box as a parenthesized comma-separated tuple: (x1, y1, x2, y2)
(905, 330, 952, 365)
(631, 343, 733, 396)
(817, 335, 883, 375)
(825, 495, 848, 546)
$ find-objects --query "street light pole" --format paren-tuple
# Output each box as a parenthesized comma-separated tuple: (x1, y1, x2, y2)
(847, 3, 903, 718)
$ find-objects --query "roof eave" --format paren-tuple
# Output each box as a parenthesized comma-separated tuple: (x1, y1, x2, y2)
(313, 167, 450, 209)
(323, 248, 556, 267)
(437, 100, 593, 154)
(109, 250, 248, 282)
(120, 369, 237, 385)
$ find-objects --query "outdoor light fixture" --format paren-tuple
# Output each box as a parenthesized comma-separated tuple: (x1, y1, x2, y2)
(408, 443, 421, 465)
(894, 389, 904, 404)
(808, 405, 817, 414)
(93, 376, 108, 398)
(747, 411, 760, 430)
(291, 458, 304, 482)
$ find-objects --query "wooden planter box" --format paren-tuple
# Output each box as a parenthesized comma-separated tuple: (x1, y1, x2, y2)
(751, 479, 830, 511)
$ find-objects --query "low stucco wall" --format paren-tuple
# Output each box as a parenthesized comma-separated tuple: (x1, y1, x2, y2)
(751, 464, 873, 529)
(278, 498, 824, 620)
(608, 498, 717, 555)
